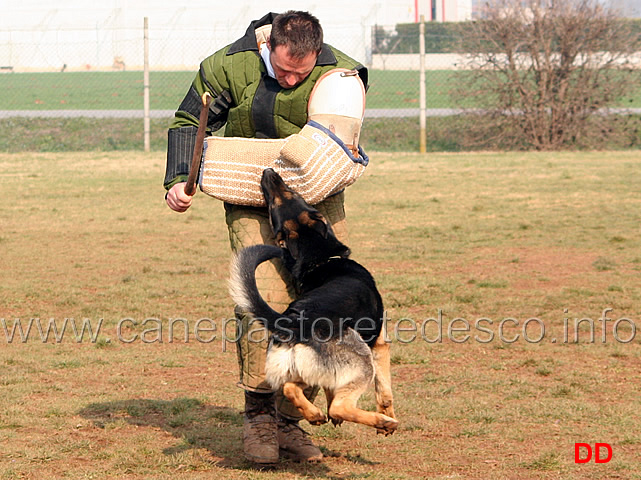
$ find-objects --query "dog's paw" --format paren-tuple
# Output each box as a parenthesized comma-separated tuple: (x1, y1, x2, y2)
(330, 416, 344, 427)
(375, 416, 398, 436)
(309, 417, 328, 426)
(377, 402, 395, 420)
(305, 411, 328, 426)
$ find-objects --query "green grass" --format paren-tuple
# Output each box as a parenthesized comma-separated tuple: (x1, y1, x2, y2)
(0, 117, 173, 152)
(7, 113, 635, 155)
(1, 150, 641, 478)
(0, 70, 461, 111)
(2, 70, 641, 153)
(0, 69, 521, 112)
(0, 116, 467, 153)
(3, 70, 641, 112)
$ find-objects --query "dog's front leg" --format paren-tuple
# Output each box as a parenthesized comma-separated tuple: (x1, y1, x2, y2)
(372, 331, 396, 420)
(283, 382, 327, 425)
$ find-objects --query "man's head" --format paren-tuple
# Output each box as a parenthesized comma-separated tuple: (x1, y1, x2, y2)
(267, 11, 323, 89)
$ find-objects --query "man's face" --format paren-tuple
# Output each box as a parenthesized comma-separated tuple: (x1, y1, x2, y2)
(267, 41, 318, 89)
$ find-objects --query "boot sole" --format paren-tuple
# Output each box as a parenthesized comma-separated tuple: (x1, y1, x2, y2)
(279, 448, 323, 462)
(245, 453, 279, 466)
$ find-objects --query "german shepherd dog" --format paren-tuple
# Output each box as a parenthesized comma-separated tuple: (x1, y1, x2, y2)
(229, 168, 397, 435)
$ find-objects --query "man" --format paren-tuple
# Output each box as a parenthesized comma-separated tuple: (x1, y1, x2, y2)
(164, 11, 368, 465)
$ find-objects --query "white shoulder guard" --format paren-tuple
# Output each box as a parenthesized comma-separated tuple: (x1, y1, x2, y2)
(308, 68, 366, 154)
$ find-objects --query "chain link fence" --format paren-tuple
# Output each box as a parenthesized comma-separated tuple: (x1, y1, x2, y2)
(14, 17, 617, 152)
(3, 18, 641, 152)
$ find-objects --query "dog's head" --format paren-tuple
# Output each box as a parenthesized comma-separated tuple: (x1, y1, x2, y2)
(260, 168, 350, 277)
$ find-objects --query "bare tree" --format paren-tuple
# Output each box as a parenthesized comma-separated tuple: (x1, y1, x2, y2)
(458, 0, 640, 150)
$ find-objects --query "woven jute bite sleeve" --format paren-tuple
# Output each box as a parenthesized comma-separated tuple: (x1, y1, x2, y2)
(199, 122, 368, 206)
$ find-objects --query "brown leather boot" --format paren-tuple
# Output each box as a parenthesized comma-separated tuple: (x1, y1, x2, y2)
(243, 391, 279, 465)
(277, 418, 323, 462)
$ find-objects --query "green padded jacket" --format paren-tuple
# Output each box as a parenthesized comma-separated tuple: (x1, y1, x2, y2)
(164, 12, 368, 190)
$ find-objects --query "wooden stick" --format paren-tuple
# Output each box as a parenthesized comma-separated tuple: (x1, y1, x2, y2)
(184, 92, 213, 196)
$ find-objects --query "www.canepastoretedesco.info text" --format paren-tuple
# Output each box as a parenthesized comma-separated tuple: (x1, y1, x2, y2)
(1, 308, 636, 346)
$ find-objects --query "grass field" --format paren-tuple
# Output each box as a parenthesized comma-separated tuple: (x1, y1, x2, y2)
(0, 70, 458, 111)
(2, 150, 641, 479)
(2, 70, 641, 112)
(0, 116, 461, 153)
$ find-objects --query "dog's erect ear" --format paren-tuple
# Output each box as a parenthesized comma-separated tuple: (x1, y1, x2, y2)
(307, 211, 351, 258)
(309, 211, 338, 239)
(310, 215, 330, 239)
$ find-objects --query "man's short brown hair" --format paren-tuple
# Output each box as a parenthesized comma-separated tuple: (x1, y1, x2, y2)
(270, 11, 323, 59)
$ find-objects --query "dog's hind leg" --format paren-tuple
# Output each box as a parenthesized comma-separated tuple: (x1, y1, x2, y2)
(372, 331, 395, 420)
(323, 387, 342, 427)
(328, 382, 398, 435)
(283, 382, 327, 425)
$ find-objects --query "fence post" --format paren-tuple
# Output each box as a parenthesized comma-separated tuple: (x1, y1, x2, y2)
(143, 17, 150, 152)
(419, 15, 426, 153)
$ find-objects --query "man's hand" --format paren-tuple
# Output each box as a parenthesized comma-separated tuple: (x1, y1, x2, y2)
(166, 182, 193, 213)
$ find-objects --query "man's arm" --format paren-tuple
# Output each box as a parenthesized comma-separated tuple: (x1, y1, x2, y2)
(164, 51, 233, 210)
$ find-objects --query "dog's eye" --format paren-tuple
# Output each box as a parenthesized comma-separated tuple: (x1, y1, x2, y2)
(278, 239, 287, 248)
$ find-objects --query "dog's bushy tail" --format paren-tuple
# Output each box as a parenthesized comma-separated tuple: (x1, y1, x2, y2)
(229, 244, 284, 325)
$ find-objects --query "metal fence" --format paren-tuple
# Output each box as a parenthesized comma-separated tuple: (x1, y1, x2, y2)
(0, 20, 465, 151)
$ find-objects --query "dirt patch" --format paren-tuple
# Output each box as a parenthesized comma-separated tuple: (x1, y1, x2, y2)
(455, 246, 603, 293)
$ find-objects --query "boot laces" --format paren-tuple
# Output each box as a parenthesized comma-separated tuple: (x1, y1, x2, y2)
(279, 420, 313, 445)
